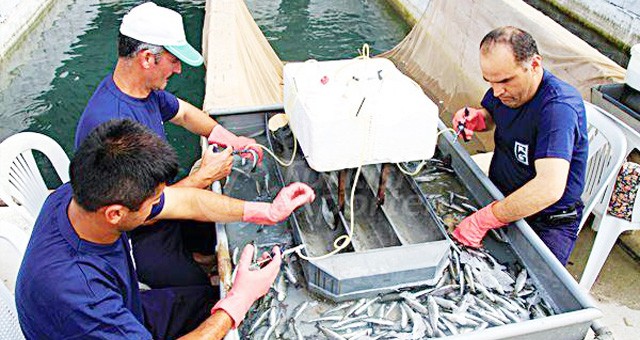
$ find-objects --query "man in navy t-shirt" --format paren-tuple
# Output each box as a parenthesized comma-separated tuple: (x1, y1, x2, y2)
(74, 3, 267, 289)
(16, 120, 314, 338)
(451, 26, 588, 265)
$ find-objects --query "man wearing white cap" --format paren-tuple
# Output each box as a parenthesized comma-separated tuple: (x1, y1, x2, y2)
(74, 2, 267, 291)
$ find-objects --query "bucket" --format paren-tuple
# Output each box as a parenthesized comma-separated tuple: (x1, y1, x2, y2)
(625, 44, 640, 91)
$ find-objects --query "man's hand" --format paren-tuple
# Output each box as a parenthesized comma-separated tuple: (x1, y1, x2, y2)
(452, 201, 507, 248)
(452, 107, 487, 139)
(195, 146, 233, 186)
(208, 125, 264, 164)
(211, 244, 281, 327)
(243, 183, 316, 225)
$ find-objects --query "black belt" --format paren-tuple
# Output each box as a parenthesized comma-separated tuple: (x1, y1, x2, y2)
(526, 203, 582, 226)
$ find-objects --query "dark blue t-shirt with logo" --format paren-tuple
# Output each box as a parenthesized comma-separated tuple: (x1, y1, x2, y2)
(74, 75, 179, 149)
(482, 70, 588, 214)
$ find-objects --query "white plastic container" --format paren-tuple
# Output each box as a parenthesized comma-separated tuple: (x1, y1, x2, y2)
(625, 44, 640, 91)
(283, 58, 439, 172)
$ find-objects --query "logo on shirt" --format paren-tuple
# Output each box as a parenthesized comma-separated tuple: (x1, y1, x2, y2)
(514, 141, 529, 165)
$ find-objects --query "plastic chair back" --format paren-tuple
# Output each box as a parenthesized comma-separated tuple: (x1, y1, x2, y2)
(0, 282, 24, 340)
(580, 102, 627, 229)
(0, 132, 70, 225)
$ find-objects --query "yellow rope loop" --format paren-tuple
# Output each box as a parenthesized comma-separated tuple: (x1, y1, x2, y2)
(359, 43, 370, 59)
(246, 137, 297, 167)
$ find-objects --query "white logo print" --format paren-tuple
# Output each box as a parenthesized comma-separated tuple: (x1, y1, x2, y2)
(514, 141, 529, 165)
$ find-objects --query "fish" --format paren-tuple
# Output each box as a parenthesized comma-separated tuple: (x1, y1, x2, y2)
(399, 291, 428, 314)
(288, 318, 304, 340)
(274, 273, 287, 302)
(426, 295, 439, 331)
(306, 315, 342, 323)
(321, 196, 336, 230)
(464, 264, 476, 293)
(318, 325, 347, 340)
(292, 301, 310, 320)
(514, 269, 528, 294)
(341, 298, 367, 320)
(283, 262, 298, 285)
(354, 297, 380, 316)
(248, 307, 271, 335)
(321, 302, 352, 316)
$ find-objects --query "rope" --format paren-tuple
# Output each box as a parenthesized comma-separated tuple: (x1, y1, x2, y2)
(395, 128, 457, 176)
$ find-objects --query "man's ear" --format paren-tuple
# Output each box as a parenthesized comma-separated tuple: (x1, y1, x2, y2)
(138, 50, 154, 69)
(530, 54, 542, 70)
(103, 204, 127, 225)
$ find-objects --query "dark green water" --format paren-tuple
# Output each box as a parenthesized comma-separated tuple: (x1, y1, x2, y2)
(0, 0, 409, 179)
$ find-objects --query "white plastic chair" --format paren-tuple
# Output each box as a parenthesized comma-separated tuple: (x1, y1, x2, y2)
(0, 281, 24, 340)
(579, 123, 640, 291)
(579, 102, 628, 230)
(0, 132, 70, 225)
(0, 221, 28, 259)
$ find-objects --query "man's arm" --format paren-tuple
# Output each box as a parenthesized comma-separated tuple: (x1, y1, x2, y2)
(492, 157, 570, 222)
(171, 147, 233, 189)
(170, 98, 217, 137)
(151, 186, 245, 222)
(178, 310, 233, 340)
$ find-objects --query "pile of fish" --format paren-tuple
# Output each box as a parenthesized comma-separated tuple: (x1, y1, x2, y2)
(240, 245, 556, 339)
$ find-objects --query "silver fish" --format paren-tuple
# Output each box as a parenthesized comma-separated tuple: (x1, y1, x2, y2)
(362, 317, 395, 326)
(288, 318, 304, 340)
(426, 295, 439, 331)
(399, 291, 428, 314)
(342, 298, 367, 320)
(354, 297, 380, 316)
(322, 302, 352, 316)
(318, 325, 347, 340)
(321, 196, 336, 230)
(514, 269, 528, 294)
(284, 262, 298, 285)
(248, 307, 271, 335)
(306, 315, 342, 323)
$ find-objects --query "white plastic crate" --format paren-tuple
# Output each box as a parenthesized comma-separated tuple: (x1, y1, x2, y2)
(283, 58, 439, 172)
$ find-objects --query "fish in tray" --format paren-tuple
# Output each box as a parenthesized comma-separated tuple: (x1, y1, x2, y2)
(240, 245, 554, 339)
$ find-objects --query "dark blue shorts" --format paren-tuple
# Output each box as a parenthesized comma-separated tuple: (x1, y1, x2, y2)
(527, 206, 583, 266)
(131, 219, 216, 288)
(141, 285, 217, 339)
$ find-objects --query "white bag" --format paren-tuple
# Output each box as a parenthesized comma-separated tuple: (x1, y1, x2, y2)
(284, 58, 439, 172)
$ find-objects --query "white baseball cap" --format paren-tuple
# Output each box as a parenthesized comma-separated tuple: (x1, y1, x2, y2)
(119, 2, 203, 67)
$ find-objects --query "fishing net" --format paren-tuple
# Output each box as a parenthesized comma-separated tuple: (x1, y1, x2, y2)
(201, 0, 625, 153)
(202, 0, 283, 114)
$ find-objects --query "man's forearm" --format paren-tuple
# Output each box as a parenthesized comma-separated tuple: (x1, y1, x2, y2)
(158, 186, 245, 222)
(179, 310, 233, 340)
(173, 99, 217, 137)
(172, 172, 209, 189)
(493, 158, 569, 223)
(493, 178, 561, 223)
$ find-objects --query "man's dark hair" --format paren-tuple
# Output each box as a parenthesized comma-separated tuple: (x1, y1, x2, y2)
(480, 26, 539, 63)
(71, 119, 178, 212)
(118, 33, 164, 60)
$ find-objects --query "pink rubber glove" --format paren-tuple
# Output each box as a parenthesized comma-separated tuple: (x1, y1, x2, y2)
(208, 124, 264, 164)
(452, 201, 507, 248)
(452, 107, 487, 139)
(211, 244, 281, 328)
(243, 182, 316, 225)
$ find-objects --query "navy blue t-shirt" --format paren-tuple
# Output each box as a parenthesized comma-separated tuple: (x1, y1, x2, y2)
(74, 75, 179, 149)
(482, 70, 588, 214)
(15, 183, 163, 339)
